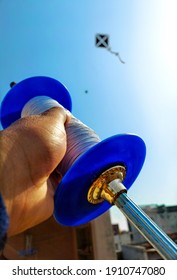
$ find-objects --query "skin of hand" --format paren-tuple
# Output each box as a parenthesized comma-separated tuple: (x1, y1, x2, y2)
(0, 107, 71, 237)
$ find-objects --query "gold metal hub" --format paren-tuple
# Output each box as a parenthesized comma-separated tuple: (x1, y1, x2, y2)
(87, 165, 126, 205)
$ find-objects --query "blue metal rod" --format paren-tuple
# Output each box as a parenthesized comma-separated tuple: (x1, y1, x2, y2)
(115, 193, 177, 260)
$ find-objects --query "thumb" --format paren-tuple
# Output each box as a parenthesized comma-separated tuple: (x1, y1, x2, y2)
(3, 107, 70, 184)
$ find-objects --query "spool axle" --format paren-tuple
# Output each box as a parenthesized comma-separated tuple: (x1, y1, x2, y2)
(88, 166, 177, 260)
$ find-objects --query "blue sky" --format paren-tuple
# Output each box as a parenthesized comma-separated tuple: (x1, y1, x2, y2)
(0, 0, 177, 230)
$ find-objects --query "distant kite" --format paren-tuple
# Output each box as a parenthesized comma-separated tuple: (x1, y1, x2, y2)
(95, 34, 125, 64)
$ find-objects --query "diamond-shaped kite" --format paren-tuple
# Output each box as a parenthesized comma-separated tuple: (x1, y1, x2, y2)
(95, 34, 109, 48)
(95, 33, 125, 64)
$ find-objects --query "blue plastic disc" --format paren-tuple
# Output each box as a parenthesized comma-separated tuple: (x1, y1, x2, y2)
(54, 134, 146, 226)
(0, 76, 72, 128)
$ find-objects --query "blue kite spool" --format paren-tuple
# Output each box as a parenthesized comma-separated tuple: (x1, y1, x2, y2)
(54, 133, 146, 226)
(0, 76, 146, 226)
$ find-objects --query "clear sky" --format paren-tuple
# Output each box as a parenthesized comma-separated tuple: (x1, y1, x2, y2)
(0, 0, 177, 230)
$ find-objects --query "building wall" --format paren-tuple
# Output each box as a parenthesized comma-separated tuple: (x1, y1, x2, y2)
(121, 245, 148, 260)
(1, 211, 116, 260)
(121, 244, 162, 260)
(91, 211, 116, 260)
(114, 231, 131, 253)
(2, 217, 77, 260)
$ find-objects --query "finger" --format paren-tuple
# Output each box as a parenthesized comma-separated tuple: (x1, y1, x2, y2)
(41, 106, 72, 125)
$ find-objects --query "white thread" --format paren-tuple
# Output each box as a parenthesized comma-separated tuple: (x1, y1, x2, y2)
(22, 96, 101, 176)
(21, 96, 64, 116)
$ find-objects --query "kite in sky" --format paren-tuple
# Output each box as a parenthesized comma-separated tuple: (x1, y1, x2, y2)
(95, 34, 125, 64)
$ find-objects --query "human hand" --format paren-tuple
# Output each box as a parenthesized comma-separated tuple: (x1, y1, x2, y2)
(0, 107, 71, 236)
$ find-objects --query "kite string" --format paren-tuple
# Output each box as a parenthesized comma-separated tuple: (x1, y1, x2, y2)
(21, 96, 101, 176)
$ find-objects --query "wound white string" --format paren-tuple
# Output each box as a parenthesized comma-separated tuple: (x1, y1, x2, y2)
(21, 96, 101, 176)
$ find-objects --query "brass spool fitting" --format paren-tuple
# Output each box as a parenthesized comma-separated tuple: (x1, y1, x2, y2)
(87, 165, 127, 205)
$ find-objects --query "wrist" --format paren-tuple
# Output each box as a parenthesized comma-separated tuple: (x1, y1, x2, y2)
(0, 193, 9, 250)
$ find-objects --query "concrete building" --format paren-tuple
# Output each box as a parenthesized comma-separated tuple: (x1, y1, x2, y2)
(112, 204, 177, 260)
(114, 231, 131, 259)
(1, 211, 116, 260)
(117, 204, 177, 260)
(128, 204, 177, 245)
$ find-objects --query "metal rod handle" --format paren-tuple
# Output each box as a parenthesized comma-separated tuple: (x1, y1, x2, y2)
(115, 192, 177, 260)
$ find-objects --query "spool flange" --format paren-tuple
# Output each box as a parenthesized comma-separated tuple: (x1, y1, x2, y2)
(0, 76, 72, 128)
